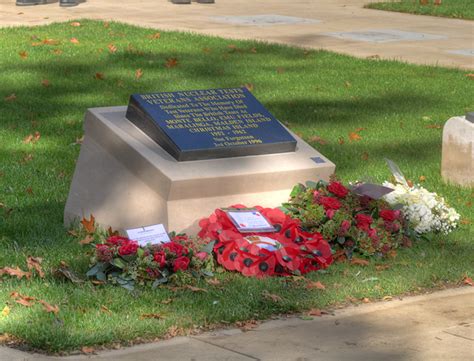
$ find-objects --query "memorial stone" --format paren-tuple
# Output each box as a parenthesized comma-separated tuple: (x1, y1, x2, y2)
(64, 89, 335, 233)
(441, 114, 473, 187)
(126, 87, 296, 161)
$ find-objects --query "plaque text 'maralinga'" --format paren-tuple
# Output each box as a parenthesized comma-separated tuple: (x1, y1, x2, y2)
(125, 87, 297, 161)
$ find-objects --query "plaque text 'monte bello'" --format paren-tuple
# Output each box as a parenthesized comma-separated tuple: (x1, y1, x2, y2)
(125, 87, 297, 161)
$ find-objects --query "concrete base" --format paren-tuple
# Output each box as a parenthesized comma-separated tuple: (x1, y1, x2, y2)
(441, 116, 473, 187)
(64, 106, 335, 234)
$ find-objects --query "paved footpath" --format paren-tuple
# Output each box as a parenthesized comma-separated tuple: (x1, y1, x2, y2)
(1, 287, 473, 360)
(0, 0, 473, 69)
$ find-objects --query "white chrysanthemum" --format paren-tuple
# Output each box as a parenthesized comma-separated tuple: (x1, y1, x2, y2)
(382, 181, 460, 235)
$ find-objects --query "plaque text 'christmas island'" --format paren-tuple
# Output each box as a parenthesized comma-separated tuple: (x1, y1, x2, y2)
(125, 87, 296, 161)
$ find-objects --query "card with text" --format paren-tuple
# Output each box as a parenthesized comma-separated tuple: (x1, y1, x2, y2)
(126, 224, 171, 247)
(225, 209, 276, 233)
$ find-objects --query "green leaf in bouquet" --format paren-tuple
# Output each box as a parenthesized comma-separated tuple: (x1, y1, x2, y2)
(152, 276, 168, 288)
(201, 240, 216, 255)
(305, 180, 318, 189)
(137, 248, 145, 257)
(86, 262, 105, 277)
(201, 269, 214, 277)
(290, 183, 305, 198)
(111, 258, 126, 269)
(96, 271, 107, 282)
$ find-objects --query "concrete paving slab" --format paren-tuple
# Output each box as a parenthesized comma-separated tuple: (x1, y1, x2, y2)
(1, 287, 473, 361)
(0, 0, 472, 69)
(325, 29, 448, 43)
(447, 49, 474, 57)
(210, 15, 320, 26)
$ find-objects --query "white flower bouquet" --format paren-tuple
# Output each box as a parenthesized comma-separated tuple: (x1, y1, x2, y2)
(382, 160, 460, 235)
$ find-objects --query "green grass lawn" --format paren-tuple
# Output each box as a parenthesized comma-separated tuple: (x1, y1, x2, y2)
(0, 20, 473, 353)
(366, 0, 474, 20)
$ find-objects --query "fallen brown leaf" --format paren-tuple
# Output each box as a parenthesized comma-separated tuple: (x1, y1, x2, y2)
(81, 214, 96, 234)
(338, 137, 345, 145)
(465, 73, 474, 80)
(306, 280, 326, 290)
(308, 308, 322, 316)
(100, 305, 112, 314)
(135, 68, 143, 80)
(94, 72, 105, 80)
(362, 297, 371, 303)
(382, 296, 393, 301)
(349, 132, 362, 142)
(5, 94, 16, 102)
(41, 79, 50, 87)
(148, 32, 161, 39)
(351, 258, 369, 266)
(107, 43, 117, 53)
(309, 135, 327, 145)
(262, 290, 282, 302)
(425, 124, 442, 129)
(185, 285, 208, 293)
(0, 267, 31, 280)
(140, 313, 163, 320)
(463, 276, 473, 286)
(165, 58, 178, 68)
(206, 278, 221, 286)
(70, 38, 79, 44)
(361, 152, 369, 161)
(236, 319, 258, 332)
(107, 226, 119, 237)
(419, 175, 426, 182)
(375, 264, 390, 271)
(79, 235, 94, 245)
(161, 298, 174, 304)
(37, 300, 59, 314)
(81, 346, 95, 354)
(70, 21, 81, 27)
(27, 256, 44, 278)
(243, 83, 254, 92)
(19, 51, 28, 59)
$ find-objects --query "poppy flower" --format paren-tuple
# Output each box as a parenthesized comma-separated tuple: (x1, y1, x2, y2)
(275, 246, 301, 271)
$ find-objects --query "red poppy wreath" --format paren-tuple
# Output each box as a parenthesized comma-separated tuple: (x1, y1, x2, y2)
(198, 205, 333, 277)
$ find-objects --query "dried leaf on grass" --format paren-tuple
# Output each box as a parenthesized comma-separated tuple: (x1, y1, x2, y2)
(184, 285, 208, 293)
(351, 258, 369, 266)
(463, 276, 473, 286)
(5, 94, 17, 102)
(165, 58, 178, 68)
(235, 319, 259, 332)
(262, 290, 282, 302)
(140, 313, 164, 320)
(0, 267, 31, 280)
(26, 256, 44, 278)
(37, 300, 59, 314)
(79, 235, 94, 245)
(53, 261, 83, 283)
(308, 308, 322, 316)
(81, 214, 96, 233)
(81, 346, 95, 354)
(306, 280, 326, 290)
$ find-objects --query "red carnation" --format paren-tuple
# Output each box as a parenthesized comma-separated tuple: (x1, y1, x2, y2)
(339, 220, 351, 234)
(162, 242, 186, 257)
(96, 244, 113, 262)
(106, 235, 129, 246)
(173, 256, 190, 272)
(118, 240, 139, 256)
(153, 251, 166, 268)
(355, 214, 373, 231)
(319, 196, 341, 210)
(327, 181, 349, 198)
(379, 209, 400, 223)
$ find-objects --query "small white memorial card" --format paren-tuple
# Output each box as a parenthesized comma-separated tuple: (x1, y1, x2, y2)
(126, 224, 171, 247)
(225, 209, 276, 233)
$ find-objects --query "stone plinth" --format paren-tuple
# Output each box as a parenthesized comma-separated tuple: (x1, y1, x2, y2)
(441, 115, 473, 187)
(64, 106, 335, 234)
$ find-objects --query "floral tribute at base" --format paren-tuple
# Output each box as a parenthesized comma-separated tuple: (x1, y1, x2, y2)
(87, 234, 213, 290)
(284, 179, 410, 258)
(198, 205, 333, 277)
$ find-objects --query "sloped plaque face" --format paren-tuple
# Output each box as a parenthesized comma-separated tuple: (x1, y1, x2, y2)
(125, 87, 296, 161)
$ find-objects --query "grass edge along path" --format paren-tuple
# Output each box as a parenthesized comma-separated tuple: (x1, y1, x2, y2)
(366, 0, 474, 20)
(0, 20, 473, 353)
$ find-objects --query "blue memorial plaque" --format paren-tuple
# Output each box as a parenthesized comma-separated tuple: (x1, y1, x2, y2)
(125, 87, 296, 161)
